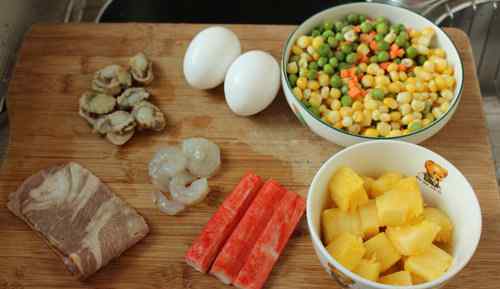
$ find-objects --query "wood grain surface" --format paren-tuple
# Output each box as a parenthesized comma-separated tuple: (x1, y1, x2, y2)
(0, 24, 498, 289)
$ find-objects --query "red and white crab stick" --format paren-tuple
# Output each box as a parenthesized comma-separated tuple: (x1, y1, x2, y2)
(210, 180, 286, 284)
(185, 172, 263, 273)
(234, 190, 306, 289)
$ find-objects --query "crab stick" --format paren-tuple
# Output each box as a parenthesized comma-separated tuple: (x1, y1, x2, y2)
(185, 172, 263, 273)
(234, 190, 306, 289)
(210, 180, 286, 284)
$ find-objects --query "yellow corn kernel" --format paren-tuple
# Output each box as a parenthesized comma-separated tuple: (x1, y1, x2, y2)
(287, 62, 298, 74)
(376, 68, 386, 76)
(306, 46, 316, 55)
(319, 74, 330, 87)
(352, 101, 364, 111)
(405, 83, 416, 93)
(330, 99, 341, 110)
(388, 82, 401, 94)
(362, 75, 374, 88)
(334, 120, 343, 129)
(401, 114, 414, 125)
(375, 76, 391, 86)
(389, 71, 400, 82)
(406, 77, 417, 85)
(427, 80, 438, 92)
(297, 77, 308, 89)
(429, 92, 438, 102)
(292, 45, 303, 55)
(365, 98, 379, 110)
(388, 129, 402, 137)
(444, 65, 454, 75)
(299, 67, 308, 77)
(425, 112, 435, 122)
(413, 111, 423, 120)
(441, 89, 453, 101)
(380, 112, 391, 123)
(378, 104, 389, 113)
(348, 124, 361, 134)
(411, 99, 425, 112)
(400, 103, 412, 115)
(303, 88, 312, 99)
(409, 30, 420, 38)
(434, 48, 446, 58)
(330, 88, 341, 99)
(312, 36, 324, 50)
(390, 111, 402, 122)
(440, 101, 450, 112)
(363, 128, 379, 137)
(293, 87, 303, 100)
(353, 111, 364, 123)
(377, 122, 391, 137)
(387, 63, 399, 72)
(423, 61, 435, 73)
(399, 71, 408, 81)
(297, 35, 312, 48)
(432, 107, 443, 118)
(342, 116, 353, 127)
(372, 110, 381, 121)
(321, 86, 330, 98)
(300, 52, 312, 62)
(340, 106, 354, 117)
(434, 58, 447, 73)
(443, 75, 456, 89)
(367, 63, 380, 75)
(319, 104, 329, 114)
(308, 80, 320, 90)
(390, 121, 401, 130)
(359, 62, 368, 73)
(435, 75, 446, 90)
(396, 92, 412, 104)
(415, 45, 429, 55)
(383, 97, 398, 110)
(325, 110, 341, 124)
(436, 97, 447, 105)
(312, 52, 320, 61)
(309, 92, 322, 107)
(422, 118, 432, 127)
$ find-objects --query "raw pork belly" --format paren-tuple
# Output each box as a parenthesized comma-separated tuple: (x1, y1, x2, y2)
(234, 190, 306, 289)
(7, 162, 149, 280)
(185, 172, 263, 273)
(210, 180, 286, 284)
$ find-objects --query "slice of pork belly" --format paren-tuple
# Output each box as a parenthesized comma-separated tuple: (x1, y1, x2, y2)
(7, 162, 149, 280)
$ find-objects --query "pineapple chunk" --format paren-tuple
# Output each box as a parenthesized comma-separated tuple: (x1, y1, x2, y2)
(329, 167, 369, 212)
(327, 233, 366, 271)
(362, 176, 375, 196)
(379, 271, 413, 286)
(364, 232, 401, 272)
(404, 244, 453, 282)
(371, 172, 402, 197)
(411, 273, 427, 284)
(358, 200, 380, 238)
(423, 207, 453, 243)
(376, 177, 423, 226)
(322, 208, 362, 244)
(353, 258, 381, 281)
(386, 220, 441, 256)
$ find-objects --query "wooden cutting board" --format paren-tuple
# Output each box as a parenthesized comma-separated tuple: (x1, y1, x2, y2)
(0, 24, 499, 289)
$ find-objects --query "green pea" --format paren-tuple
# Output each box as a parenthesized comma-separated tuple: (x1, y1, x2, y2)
(323, 64, 334, 75)
(309, 62, 319, 70)
(335, 51, 346, 61)
(289, 74, 298, 87)
(329, 57, 339, 67)
(406, 46, 418, 58)
(398, 24, 406, 32)
(377, 41, 390, 51)
(395, 35, 407, 47)
(311, 29, 321, 37)
(324, 21, 334, 31)
(335, 32, 345, 41)
(347, 14, 359, 24)
(394, 58, 401, 64)
(319, 44, 331, 57)
(408, 121, 422, 132)
(341, 95, 353, 107)
(307, 69, 318, 80)
(360, 22, 373, 33)
(376, 22, 389, 34)
(359, 15, 366, 23)
(341, 85, 349, 95)
(330, 75, 342, 88)
(346, 53, 358, 64)
(340, 43, 353, 54)
(402, 42, 410, 49)
(391, 24, 401, 34)
(327, 36, 339, 48)
(370, 55, 379, 63)
(417, 55, 427, 65)
(334, 21, 345, 32)
(399, 31, 409, 40)
(372, 88, 384, 100)
(377, 51, 389, 62)
(318, 57, 328, 67)
(322, 30, 334, 38)
(338, 62, 351, 70)
(374, 33, 385, 42)
(375, 16, 387, 23)
(309, 106, 320, 117)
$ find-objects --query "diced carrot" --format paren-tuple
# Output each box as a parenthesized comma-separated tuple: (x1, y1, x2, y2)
(380, 62, 391, 70)
(349, 86, 364, 99)
(390, 50, 399, 59)
(354, 26, 361, 33)
(391, 43, 400, 51)
(340, 69, 351, 78)
(358, 52, 369, 63)
(397, 49, 405, 57)
(369, 41, 378, 51)
(399, 64, 407, 72)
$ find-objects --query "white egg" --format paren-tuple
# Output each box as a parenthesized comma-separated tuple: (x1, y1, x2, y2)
(183, 26, 241, 90)
(224, 51, 280, 116)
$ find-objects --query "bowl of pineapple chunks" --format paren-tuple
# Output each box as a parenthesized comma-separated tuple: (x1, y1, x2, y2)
(306, 140, 481, 289)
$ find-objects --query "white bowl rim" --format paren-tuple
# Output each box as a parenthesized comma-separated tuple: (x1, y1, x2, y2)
(306, 140, 482, 289)
(281, 2, 465, 141)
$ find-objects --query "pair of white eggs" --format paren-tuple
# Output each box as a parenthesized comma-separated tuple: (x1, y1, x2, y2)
(183, 26, 280, 116)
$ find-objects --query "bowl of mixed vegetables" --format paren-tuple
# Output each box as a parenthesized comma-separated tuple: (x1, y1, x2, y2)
(281, 2, 464, 147)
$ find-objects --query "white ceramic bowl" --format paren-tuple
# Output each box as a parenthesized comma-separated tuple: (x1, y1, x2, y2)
(281, 3, 464, 147)
(306, 140, 481, 289)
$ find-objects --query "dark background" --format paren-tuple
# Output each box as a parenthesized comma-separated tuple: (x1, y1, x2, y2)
(100, 0, 357, 24)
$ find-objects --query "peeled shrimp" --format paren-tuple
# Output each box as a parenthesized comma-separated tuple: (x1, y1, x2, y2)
(149, 146, 187, 191)
(169, 171, 210, 205)
(152, 191, 185, 215)
(182, 138, 221, 178)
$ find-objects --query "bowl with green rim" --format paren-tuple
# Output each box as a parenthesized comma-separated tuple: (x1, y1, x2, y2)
(281, 2, 464, 147)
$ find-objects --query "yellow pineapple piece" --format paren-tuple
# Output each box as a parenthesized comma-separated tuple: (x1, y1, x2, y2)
(379, 271, 413, 286)
(371, 172, 402, 197)
(411, 273, 427, 284)
(404, 244, 453, 282)
(376, 177, 423, 226)
(364, 232, 401, 272)
(362, 176, 375, 196)
(353, 258, 381, 281)
(358, 200, 380, 238)
(329, 167, 369, 212)
(386, 220, 441, 256)
(327, 232, 366, 271)
(322, 208, 363, 244)
(423, 207, 453, 243)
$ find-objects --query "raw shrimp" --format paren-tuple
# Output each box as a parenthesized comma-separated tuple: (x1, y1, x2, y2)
(152, 191, 185, 215)
(148, 146, 187, 191)
(182, 138, 221, 178)
(169, 171, 210, 205)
